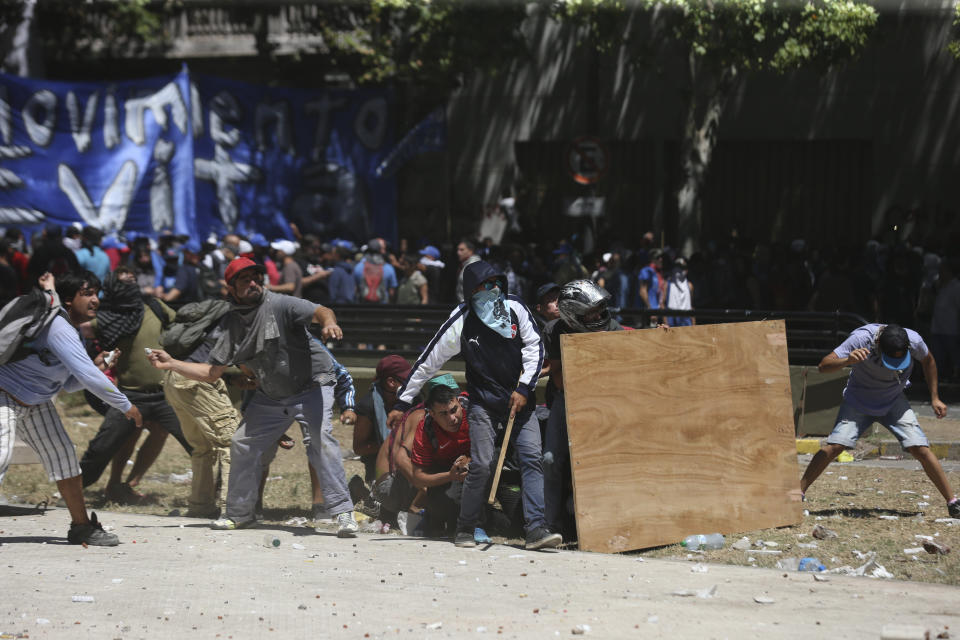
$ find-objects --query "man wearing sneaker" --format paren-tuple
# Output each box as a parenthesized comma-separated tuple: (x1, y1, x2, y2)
(0, 271, 142, 546)
(388, 260, 561, 551)
(147, 257, 358, 537)
(800, 323, 960, 519)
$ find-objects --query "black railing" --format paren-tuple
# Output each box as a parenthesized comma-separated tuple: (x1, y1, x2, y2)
(317, 304, 869, 367)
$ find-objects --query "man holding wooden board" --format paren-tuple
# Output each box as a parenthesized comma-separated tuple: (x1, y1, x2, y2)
(388, 260, 560, 550)
(800, 323, 960, 518)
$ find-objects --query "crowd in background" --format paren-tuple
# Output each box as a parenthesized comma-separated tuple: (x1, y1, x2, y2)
(2, 222, 959, 379)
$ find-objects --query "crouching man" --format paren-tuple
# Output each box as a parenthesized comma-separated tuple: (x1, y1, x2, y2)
(409, 377, 471, 537)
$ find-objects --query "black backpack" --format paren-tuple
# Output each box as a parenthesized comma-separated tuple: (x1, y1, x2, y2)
(0, 288, 64, 365)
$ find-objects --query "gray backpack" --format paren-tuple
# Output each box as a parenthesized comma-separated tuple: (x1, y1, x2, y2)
(0, 288, 64, 366)
(160, 299, 232, 359)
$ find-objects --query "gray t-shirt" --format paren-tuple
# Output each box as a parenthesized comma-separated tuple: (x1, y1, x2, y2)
(208, 291, 318, 400)
(834, 323, 929, 415)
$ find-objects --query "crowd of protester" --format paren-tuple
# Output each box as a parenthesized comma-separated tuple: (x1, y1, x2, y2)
(2, 219, 959, 547)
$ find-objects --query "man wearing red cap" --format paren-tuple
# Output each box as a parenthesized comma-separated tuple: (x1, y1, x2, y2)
(147, 257, 359, 536)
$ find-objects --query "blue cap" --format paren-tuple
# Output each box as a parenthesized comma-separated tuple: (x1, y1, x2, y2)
(249, 233, 268, 247)
(102, 236, 127, 251)
(183, 239, 202, 254)
(419, 245, 441, 259)
(881, 350, 911, 371)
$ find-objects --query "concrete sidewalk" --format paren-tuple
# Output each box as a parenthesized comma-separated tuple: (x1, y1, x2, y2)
(0, 507, 955, 639)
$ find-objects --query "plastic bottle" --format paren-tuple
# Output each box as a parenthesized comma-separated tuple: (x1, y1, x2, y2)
(262, 534, 280, 548)
(797, 557, 826, 572)
(680, 533, 725, 550)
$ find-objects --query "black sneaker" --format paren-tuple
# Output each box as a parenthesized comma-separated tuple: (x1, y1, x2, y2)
(525, 526, 562, 550)
(949, 500, 960, 519)
(454, 530, 476, 547)
(67, 512, 119, 546)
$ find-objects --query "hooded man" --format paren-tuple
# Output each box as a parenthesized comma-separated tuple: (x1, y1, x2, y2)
(387, 260, 560, 550)
(147, 257, 359, 537)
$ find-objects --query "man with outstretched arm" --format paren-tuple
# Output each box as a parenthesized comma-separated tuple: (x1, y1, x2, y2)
(0, 271, 143, 546)
(148, 257, 359, 536)
(800, 323, 959, 518)
(387, 259, 561, 550)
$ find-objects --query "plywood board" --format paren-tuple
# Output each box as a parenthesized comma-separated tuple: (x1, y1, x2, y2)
(560, 320, 802, 553)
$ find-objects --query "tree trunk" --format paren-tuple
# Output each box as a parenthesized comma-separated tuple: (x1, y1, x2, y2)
(675, 53, 737, 256)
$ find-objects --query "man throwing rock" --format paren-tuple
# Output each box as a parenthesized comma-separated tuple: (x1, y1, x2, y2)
(148, 257, 358, 536)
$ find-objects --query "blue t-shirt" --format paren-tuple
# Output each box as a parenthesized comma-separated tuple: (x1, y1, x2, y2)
(834, 323, 929, 415)
(75, 246, 111, 282)
(638, 266, 660, 309)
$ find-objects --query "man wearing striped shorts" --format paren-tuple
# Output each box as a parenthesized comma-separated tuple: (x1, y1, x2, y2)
(0, 271, 142, 546)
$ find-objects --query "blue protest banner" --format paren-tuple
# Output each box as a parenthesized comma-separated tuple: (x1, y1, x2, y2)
(0, 68, 396, 244)
(0, 69, 195, 237)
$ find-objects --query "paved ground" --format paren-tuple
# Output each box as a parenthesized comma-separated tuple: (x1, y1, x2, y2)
(0, 507, 956, 640)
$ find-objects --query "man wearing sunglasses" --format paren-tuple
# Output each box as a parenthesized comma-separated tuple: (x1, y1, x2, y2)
(387, 260, 559, 550)
(800, 323, 959, 518)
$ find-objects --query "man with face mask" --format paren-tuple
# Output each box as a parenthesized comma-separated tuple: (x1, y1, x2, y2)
(387, 260, 559, 550)
(147, 257, 359, 537)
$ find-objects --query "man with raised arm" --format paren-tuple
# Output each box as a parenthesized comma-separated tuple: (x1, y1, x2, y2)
(147, 257, 359, 536)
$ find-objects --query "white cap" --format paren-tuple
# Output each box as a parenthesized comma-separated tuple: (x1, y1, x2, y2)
(237, 240, 253, 254)
(271, 240, 298, 256)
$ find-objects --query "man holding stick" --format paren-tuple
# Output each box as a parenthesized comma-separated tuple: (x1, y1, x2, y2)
(388, 260, 560, 550)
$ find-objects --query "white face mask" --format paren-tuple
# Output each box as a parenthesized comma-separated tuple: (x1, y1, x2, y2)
(472, 286, 514, 339)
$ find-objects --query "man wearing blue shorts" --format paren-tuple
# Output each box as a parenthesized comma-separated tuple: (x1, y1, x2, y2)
(800, 323, 959, 518)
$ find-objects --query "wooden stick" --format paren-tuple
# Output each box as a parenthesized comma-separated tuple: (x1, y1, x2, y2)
(487, 412, 517, 505)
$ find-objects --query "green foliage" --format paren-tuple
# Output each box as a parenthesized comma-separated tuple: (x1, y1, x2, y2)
(34, 0, 176, 60)
(307, 0, 531, 90)
(548, 0, 628, 54)
(949, 2, 960, 59)
(556, 0, 878, 73)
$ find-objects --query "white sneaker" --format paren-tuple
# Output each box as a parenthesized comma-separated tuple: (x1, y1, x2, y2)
(335, 511, 358, 538)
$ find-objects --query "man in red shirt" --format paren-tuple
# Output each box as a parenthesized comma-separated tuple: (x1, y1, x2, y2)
(409, 378, 471, 536)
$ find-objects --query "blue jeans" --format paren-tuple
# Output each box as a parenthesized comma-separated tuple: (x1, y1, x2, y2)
(227, 386, 353, 523)
(825, 394, 929, 449)
(458, 402, 546, 534)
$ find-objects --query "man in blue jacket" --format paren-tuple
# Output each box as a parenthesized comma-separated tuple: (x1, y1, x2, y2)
(387, 260, 560, 550)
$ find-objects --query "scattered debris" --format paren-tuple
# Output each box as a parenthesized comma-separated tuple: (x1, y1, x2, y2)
(71, 595, 95, 603)
(284, 517, 308, 527)
(922, 540, 951, 555)
(878, 515, 899, 521)
(813, 574, 830, 582)
(425, 622, 442, 630)
(571, 624, 591, 635)
(731, 537, 751, 551)
(753, 596, 775, 605)
(670, 585, 716, 599)
(812, 525, 838, 540)
(831, 552, 894, 579)
(690, 563, 708, 573)
(903, 548, 923, 555)
(291, 543, 305, 550)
